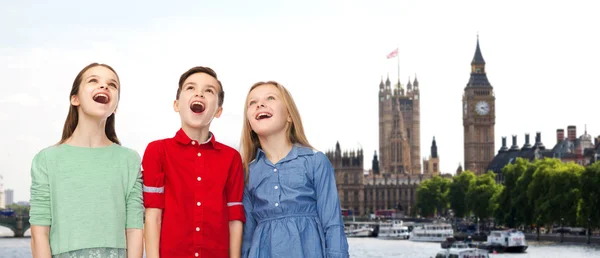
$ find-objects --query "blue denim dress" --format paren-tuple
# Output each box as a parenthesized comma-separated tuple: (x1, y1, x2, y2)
(242, 145, 349, 258)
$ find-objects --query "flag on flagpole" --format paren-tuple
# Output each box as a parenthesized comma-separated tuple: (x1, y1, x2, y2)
(386, 48, 398, 59)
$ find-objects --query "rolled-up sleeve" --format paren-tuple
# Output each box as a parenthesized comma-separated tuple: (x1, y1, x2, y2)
(29, 151, 52, 226)
(314, 152, 349, 258)
(226, 152, 245, 222)
(241, 187, 255, 258)
(142, 141, 165, 209)
(126, 153, 144, 229)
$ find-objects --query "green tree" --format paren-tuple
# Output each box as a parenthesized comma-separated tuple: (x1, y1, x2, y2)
(513, 159, 538, 227)
(6, 204, 30, 216)
(578, 161, 600, 228)
(449, 170, 476, 218)
(467, 171, 502, 221)
(416, 176, 451, 217)
(495, 158, 529, 227)
(528, 158, 582, 227)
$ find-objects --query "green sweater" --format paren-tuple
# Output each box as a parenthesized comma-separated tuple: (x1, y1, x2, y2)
(29, 143, 144, 255)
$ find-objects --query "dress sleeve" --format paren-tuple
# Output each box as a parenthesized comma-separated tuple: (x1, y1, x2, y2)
(29, 150, 52, 226)
(126, 152, 144, 229)
(314, 152, 349, 258)
(241, 186, 256, 258)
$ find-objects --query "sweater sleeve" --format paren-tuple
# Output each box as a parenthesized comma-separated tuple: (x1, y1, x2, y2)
(29, 150, 52, 226)
(126, 152, 144, 229)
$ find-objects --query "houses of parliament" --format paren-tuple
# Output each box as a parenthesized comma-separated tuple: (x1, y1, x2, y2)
(326, 37, 496, 216)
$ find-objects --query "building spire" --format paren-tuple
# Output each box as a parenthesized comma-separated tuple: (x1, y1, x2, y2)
(472, 35, 486, 65)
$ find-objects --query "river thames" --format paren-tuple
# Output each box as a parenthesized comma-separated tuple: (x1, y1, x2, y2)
(1, 228, 599, 258)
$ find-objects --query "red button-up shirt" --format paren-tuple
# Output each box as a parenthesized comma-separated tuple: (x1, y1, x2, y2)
(142, 129, 245, 258)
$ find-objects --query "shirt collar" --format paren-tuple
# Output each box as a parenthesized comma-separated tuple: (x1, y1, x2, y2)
(174, 128, 221, 150)
(254, 144, 314, 164)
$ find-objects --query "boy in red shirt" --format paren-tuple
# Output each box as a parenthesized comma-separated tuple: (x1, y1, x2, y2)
(142, 66, 245, 258)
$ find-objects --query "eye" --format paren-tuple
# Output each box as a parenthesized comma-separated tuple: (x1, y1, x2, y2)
(88, 78, 98, 83)
(205, 88, 214, 94)
(248, 100, 256, 106)
(267, 96, 275, 100)
(109, 83, 118, 88)
(186, 86, 194, 90)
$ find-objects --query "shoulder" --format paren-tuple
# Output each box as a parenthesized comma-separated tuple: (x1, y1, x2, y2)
(33, 144, 65, 162)
(296, 145, 327, 161)
(113, 144, 142, 163)
(32, 145, 59, 164)
(214, 141, 242, 160)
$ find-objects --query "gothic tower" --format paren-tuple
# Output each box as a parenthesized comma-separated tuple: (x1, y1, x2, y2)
(379, 74, 421, 175)
(462, 36, 496, 175)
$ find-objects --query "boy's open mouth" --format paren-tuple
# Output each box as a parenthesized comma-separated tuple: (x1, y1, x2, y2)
(93, 93, 110, 104)
(190, 101, 205, 114)
(255, 112, 272, 120)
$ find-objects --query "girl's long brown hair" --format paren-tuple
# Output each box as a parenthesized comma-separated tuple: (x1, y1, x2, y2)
(58, 63, 121, 145)
(240, 81, 313, 182)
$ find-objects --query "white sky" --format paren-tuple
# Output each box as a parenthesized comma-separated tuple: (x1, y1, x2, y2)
(1, 0, 599, 202)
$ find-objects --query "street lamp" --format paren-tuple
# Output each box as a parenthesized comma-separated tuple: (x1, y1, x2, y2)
(536, 218, 540, 241)
(588, 217, 591, 245)
(560, 218, 564, 243)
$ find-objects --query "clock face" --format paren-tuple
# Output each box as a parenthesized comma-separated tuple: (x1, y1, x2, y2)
(380, 97, 384, 102)
(386, 94, 390, 100)
(476, 101, 489, 115)
(464, 103, 468, 115)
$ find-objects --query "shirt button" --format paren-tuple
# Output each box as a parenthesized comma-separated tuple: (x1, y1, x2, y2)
(197, 152, 201, 157)
(197, 202, 201, 206)
(195, 253, 199, 257)
(191, 141, 196, 145)
(197, 177, 202, 181)
(274, 186, 279, 190)
(273, 168, 278, 172)
(196, 227, 200, 231)
(275, 202, 279, 207)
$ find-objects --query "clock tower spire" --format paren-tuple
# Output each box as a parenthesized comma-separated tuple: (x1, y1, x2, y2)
(462, 35, 496, 175)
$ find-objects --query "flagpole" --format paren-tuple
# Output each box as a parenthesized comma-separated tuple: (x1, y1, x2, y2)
(397, 45, 400, 87)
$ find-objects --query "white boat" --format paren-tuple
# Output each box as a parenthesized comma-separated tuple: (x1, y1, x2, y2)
(409, 223, 454, 242)
(435, 243, 489, 258)
(344, 223, 376, 237)
(378, 220, 410, 239)
(484, 229, 528, 253)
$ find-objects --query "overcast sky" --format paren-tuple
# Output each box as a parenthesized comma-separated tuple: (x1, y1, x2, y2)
(1, 0, 599, 202)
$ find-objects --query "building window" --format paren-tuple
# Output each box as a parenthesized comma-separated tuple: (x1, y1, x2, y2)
(344, 174, 348, 184)
(344, 190, 348, 203)
(433, 163, 438, 173)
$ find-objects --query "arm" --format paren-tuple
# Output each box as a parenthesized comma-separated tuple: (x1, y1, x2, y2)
(126, 228, 143, 258)
(126, 155, 144, 258)
(241, 187, 256, 258)
(314, 153, 349, 258)
(226, 152, 246, 258)
(29, 151, 52, 258)
(144, 209, 162, 258)
(141, 142, 166, 258)
(31, 226, 51, 258)
(229, 221, 243, 258)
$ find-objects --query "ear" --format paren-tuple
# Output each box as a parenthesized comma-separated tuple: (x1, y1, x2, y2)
(214, 106, 223, 118)
(287, 115, 292, 123)
(173, 100, 180, 113)
(70, 95, 80, 106)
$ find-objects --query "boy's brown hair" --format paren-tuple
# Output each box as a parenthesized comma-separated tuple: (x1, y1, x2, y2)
(176, 66, 224, 107)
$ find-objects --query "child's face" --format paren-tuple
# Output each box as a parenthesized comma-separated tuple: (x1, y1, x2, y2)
(71, 66, 119, 120)
(246, 84, 291, 137)
(174, 72, 223, 129)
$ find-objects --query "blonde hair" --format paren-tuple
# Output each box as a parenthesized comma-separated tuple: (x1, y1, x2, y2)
(240, 81, 313, 182)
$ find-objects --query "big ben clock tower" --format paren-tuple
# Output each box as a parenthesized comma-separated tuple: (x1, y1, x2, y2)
(463, 36, 495, 175)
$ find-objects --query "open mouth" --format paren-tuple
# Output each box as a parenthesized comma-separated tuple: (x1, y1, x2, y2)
(93, 93, 110, 104)
(190, 101, 205, 114)
(255, 112, 273, 120)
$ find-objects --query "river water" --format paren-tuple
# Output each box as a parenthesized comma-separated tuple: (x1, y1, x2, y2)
(1, 228, 599, 257)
